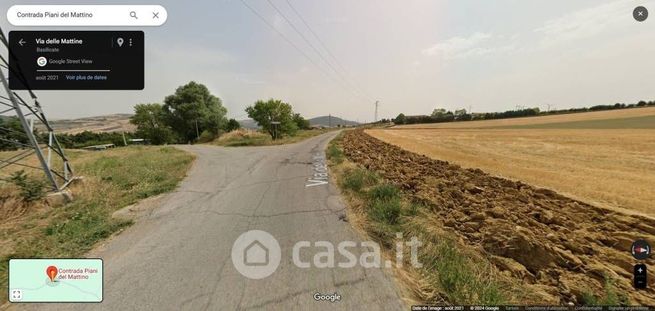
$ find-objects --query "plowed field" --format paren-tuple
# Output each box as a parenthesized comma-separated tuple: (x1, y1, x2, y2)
(342, 130, 655, 304)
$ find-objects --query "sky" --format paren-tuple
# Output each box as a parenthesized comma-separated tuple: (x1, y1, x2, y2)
(1, 0, 654, 122)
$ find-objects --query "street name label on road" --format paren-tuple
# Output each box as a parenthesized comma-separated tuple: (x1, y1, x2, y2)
(9, 258, 103, 303)
(306, 153, 328, 187)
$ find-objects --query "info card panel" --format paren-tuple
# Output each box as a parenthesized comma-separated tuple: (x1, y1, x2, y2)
(8, 31, 144, 90)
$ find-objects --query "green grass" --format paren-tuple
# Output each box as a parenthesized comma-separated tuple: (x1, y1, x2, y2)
(0, 146, 194, 304)
(368, 183, 401, 201)
(326, 131, 346, 164)
(497, 115, 655, 129)
(326, 143, 344, 164)
(417, 235, 505, 304)
(341, 167, 379, 192)
(216, 134, 271, 146)
(581, 276, 629, 305)
(368, 184, 402, 226)
(369, 197, 402, 225)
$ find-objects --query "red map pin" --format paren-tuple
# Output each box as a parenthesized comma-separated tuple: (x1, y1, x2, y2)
(46, 266, 58, 282)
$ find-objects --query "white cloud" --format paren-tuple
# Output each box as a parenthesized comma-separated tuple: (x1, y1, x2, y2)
(534, 0, 635, 46)
(454, 44, 518, 59)
(422, 32, 518, 60)
(422, 32, 492, 57)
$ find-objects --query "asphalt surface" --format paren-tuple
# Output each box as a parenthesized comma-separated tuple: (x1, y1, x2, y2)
(19, 131, 405, 310)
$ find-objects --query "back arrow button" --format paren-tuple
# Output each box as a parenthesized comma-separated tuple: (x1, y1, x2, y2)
(18, 39, 26, 46)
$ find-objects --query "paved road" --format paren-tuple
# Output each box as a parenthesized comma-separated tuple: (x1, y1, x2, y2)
(19, 132, 404, 310)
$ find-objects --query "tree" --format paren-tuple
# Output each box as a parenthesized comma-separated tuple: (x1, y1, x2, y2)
(0, 116, 29, 151)
(245, 99, 298, 139)
(431, 108, 447, 118)
(130, 103, 176, 145)
(394, 113, 407, 124)
(454, 108, 472, 121)
(162, 81, 227, 142)
(54, 131, 133, 148)
(292, 113, 310, 130)
(225, 118, 241, 132)
(454, 108, 467, 116)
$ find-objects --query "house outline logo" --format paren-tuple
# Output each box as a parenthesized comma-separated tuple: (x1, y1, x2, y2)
(231, 230, 281, 279)
(244, 240, 269, 266)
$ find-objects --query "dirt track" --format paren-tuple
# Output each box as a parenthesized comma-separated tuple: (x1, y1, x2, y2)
(342, 129, 655, 304)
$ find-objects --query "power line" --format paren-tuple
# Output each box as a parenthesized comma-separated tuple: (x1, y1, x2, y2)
(238, 0, 364, 104)
(267, 0, 370, 102)
(284, 0, 373, 101)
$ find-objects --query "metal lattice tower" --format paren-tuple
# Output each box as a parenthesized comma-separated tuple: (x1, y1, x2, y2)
(0, 27, 74, 191)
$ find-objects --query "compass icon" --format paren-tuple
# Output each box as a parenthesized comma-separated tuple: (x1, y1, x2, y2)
(632, 239, 651, 260)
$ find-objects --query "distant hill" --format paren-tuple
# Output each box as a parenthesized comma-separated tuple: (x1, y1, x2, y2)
(308, 116, 358, 127)
(34, 113, 359, 134)
(34, 113, 136, 134)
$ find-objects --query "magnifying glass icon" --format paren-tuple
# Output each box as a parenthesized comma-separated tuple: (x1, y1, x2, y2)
(130, 11, 138, 19)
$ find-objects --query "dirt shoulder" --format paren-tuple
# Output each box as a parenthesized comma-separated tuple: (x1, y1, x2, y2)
(340, 129, 655, 305)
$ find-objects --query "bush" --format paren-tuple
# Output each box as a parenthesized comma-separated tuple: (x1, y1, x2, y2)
(197, 130, 217, 143)
(369, 183, 400, 201)
(225, 118, 241, 132)
(293, 113, 310, 130)
(214, 129, 271, 146)
(326, 144, 344, 164)
(370, 197, 402, 225)
(367, 183, 402, 225)
(54, 130, 135, 148)
(402, 236, 505, 304)
(581, 276, 629, 305)
(9, 170, 46, 202)
(342, 168, 379, 192)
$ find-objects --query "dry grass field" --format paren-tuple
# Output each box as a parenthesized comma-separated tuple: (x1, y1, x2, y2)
(368, 108, 655, 217)
(34, 113, 136, 134)
(399, 106, 655, 129)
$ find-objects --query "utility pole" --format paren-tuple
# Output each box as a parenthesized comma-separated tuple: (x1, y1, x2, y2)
(195, 119, 200, 141)
(329, 114, 332, 128)
(374, 100, 379, 123)
(271, 121, 280, 140)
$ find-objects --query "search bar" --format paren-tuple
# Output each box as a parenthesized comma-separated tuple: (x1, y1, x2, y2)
(7, 5, 167, 26)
